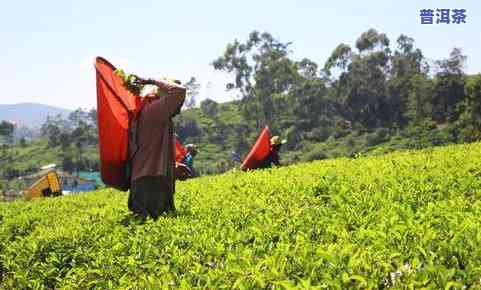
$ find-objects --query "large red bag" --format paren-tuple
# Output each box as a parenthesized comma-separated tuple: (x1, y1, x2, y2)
(175, 137, 187, 162)
(94, 57, 142, 191)
(241, 126, 272, 170)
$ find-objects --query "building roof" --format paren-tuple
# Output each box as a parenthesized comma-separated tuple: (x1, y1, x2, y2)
(40, 164, 57, 170)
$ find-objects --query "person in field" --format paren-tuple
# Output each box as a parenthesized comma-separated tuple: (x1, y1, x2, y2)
(182, 144, 198, 177)
(258, 136, 286, 169)
(127, 76, 187, 219)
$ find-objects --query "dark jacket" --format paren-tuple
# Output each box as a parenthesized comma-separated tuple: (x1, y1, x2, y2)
(258, 145, 281, 169)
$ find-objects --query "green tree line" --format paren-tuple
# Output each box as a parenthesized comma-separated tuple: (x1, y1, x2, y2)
(1, 28, 481, 179)
(175, 29, 481, 173)
(39, 109, 98, 174)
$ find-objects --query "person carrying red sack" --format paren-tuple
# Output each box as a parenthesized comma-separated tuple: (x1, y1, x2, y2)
(127, 76, 186, 219)
(258, 136, 287, 169)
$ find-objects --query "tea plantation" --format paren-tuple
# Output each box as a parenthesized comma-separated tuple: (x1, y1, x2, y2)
(1, 142, 481, 289)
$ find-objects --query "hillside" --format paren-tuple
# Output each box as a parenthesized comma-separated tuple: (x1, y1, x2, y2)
(1, 142, 481, 288)
(0, 103, 71, 128)
(0, 139, 98, 186)
(0, 100, 462, 184)
(174, 101, 465, 174)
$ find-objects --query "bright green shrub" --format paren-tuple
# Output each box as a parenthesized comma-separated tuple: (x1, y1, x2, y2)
(1, 142, 481, 289)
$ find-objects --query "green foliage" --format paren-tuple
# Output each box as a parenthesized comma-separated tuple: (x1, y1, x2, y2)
(0, 136, 99, 183)
(1, 142, 481, 288)
(200, 99, 219, 118)
(457, 74, 481, 141)
(114, 69, 144, 95)
(36, 109, 99, 175)
(204, 29, 480, 170)
(0, 121, 15, 144)
(355, 28, 390, 51)
(212, 31, 297, 128)
(175, 102, 258, 175)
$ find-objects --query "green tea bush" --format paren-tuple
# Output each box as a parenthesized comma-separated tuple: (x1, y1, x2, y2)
(1, 142, 481, 289)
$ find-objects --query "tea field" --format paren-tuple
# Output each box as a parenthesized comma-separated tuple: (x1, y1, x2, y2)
(1, 142, 481, 289)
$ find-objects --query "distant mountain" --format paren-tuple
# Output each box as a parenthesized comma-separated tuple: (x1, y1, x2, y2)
(0, 103, 72, 128)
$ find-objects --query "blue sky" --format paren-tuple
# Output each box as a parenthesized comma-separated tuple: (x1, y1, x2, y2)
(0, 0, 479, 110)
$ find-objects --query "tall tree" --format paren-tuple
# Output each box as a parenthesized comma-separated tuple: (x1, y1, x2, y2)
(288, 58, 331, 134)
(41, 115, 65, 147)
(405, 74, 433, 124)
(68, 108, 97, 145)
(0, 121, 15, 144)
(432, 48, 467, 123)
(458, 74, 481, 141)
(200, 99, 219, 118)
(68, 109, 89, 128)
(88, 108, 97, 124)
(213, 31, 296, 129)
(325, 29, 391, 128)
(388, 34, 427, 126)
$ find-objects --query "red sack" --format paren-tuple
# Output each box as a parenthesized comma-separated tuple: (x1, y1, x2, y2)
(241, 126, 272, 170)
(175, 137, 187, 162)
(94, 57, 142, 191)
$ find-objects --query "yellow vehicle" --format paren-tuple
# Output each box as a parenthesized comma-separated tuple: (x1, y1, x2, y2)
(24, 170, 62, 201)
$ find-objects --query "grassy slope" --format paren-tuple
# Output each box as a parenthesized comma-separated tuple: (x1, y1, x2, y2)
(0, 139, 98, 174)
(177, 103, 462, 174)
(1, 142, 481, 288)
(1, 139, 61, 173)
(1, 101, 460, 180)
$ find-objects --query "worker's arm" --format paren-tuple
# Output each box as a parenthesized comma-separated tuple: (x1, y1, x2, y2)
(134, 75, 186, 114)
(148, 78, 186, 117)
(136, 77, 186, 124)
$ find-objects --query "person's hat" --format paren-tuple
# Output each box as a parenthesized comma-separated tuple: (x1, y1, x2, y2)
(270, 136, 287, 146)
(185, 144, 199, 154)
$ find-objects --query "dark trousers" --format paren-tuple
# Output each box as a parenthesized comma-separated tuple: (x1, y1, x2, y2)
(128, 175, 175, 219)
